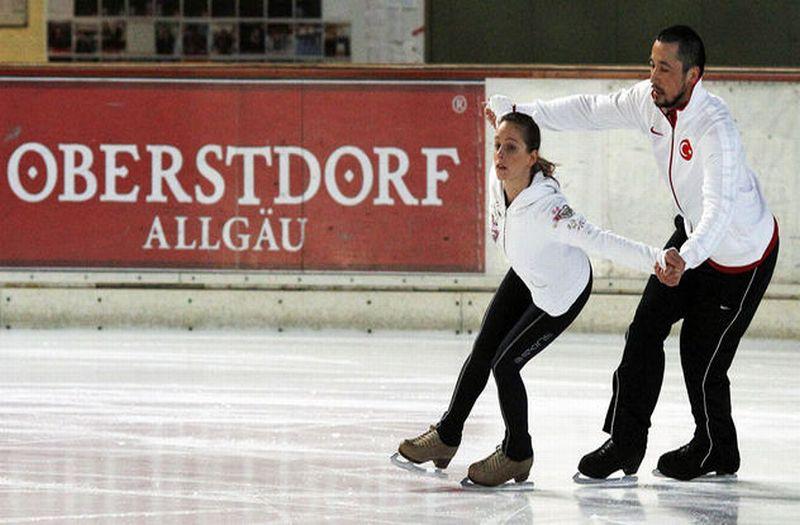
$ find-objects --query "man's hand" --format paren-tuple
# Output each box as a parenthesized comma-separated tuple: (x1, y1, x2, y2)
(485, 94, 514, 129)
(483, 101, 497, 129)
(655, 247, 686, 287)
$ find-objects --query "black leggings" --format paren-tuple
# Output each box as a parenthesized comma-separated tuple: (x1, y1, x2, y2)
(437, 266, 592, 461)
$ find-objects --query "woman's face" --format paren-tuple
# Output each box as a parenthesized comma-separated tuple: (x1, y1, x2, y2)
(493, 121, 538, 183)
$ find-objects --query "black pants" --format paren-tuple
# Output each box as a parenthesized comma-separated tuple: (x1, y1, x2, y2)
(604, 216, 778, 466)
(437, 267, 592, 461)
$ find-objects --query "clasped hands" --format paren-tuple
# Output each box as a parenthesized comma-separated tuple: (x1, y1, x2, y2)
(655, 248, 686, 286)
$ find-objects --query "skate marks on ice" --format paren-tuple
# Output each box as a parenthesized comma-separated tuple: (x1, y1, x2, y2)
(0, 330, 798, 523)
(643, 479, 794, 524)
(573, 487, 647, 524)
(573, 480, 800, 525)
(459, 477, 535, 492)
(651, 468, 738, 483)
(390, 453, 535, 492)
(389, 452, 449, 479)
(572, 471, 638, 488)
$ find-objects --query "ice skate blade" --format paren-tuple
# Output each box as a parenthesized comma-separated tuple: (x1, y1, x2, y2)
(572, 471, 638, 487)
(652, 469, 738, 483)
(390, 452, 448, 479)
(460, 477, 534, 492)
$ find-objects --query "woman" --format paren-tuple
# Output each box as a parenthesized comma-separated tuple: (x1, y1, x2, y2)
(395, 97, 669, 488)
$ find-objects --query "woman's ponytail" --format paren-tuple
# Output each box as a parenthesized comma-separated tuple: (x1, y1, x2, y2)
(533, 156, 557, 179)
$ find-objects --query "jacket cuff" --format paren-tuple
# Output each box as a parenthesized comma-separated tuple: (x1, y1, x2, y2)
(678, 242, 704, 270)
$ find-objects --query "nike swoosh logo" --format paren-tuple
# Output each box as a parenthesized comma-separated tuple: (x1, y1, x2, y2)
(650, 126, 664, 136)
(720, 305, 731, 310)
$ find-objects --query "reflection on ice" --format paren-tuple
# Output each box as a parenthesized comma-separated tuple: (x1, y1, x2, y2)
(0, 330, 797, 523)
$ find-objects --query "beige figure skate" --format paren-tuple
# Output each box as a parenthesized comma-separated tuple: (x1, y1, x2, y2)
(390, 425, 458, 478)
(461, 446, 534, 491)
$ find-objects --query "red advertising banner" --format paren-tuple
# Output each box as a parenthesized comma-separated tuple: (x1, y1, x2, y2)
(0, 77, 485, 272)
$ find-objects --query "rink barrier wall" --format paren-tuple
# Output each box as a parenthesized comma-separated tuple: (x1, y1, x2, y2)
(0, 65, 798, 338)
(0, 276, 797, 338)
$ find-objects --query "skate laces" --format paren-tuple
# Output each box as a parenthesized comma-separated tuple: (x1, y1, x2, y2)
(484, 446, 506, 471)
(411, 426, 441, 448)
(678, 440, 702, 456)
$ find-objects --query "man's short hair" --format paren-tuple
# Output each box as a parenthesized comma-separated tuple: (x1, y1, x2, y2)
(656, 25, 705, 77)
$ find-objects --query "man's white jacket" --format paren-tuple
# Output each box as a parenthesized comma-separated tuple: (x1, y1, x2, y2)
(491, 170, 659, 316)
(497, 80, 777, 272)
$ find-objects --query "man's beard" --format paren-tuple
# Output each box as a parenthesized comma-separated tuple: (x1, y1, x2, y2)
(655, 82, 690, 109)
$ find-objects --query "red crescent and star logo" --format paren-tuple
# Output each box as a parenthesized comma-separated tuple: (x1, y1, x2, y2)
(679, 139, 693, 160)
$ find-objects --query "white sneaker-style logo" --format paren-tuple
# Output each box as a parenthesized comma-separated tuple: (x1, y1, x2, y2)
(720, 305, 731, 311)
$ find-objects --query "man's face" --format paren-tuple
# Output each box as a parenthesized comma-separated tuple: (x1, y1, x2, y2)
(649, 40, 698, 109)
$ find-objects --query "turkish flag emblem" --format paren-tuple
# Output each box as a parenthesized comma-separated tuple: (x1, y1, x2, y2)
(679, 139, 693, 160)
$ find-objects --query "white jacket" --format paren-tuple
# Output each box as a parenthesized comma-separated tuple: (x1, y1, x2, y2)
(504, 79, 776, 271)
(491, 170, 660, 316)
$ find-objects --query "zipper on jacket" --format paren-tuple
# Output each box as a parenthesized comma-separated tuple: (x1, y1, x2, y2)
(665, 112, 684, 214)
(502, 207, 507, 253)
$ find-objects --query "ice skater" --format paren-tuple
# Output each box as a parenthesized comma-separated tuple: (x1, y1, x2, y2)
(500, 25, 779, 483)
(394, 108, 675, 488)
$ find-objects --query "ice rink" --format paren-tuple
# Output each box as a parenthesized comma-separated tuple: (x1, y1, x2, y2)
(0, 329, 798, 524)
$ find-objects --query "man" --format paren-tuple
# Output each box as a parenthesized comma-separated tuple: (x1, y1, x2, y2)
(487, 25, 779, 481)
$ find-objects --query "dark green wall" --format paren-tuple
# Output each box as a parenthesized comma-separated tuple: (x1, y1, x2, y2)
(426, 0, 800, 67)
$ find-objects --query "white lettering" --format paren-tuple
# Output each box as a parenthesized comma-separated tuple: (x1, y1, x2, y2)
(253, 218, 280, 251)
(225, 146, 271, 206)
(143, 216, 170, 249)
(174, 216, 197, 250)
(146, 145, 190, 203)
(195, 145, 225, 204)
(59, 144, 97, 202)
(222, 216, 249, 251)
(421, 148, 459, 206)
(324, 146, 373, 207)
(373, 147, 417, 205)
(7, 143, 58, 203)
(4, 142, 460, 208)
(280, 217, 308, 252)
(198, 216, 221, 250)
(99, 144, 140, 203)
(272, 146, 321, 205)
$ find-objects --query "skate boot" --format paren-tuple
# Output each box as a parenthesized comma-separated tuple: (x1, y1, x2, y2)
(466, 446, 532, 487)
(397, 425, 458, 469)
(655, 440, 739, 481)
(574, 438, 644, 486)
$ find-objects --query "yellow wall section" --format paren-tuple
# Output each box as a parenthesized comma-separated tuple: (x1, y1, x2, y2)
(0, 0, 45, 63)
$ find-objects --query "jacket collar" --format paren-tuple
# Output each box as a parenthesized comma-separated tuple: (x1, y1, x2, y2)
(493, 169, 558, 212)
(663, 79, 708, 127)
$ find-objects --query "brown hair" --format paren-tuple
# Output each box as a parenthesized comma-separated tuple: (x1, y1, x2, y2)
(498, 111, 558, 181)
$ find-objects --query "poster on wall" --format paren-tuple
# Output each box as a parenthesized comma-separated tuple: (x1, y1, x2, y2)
(0, 77, 485, 272)
(0, 0, 26, 27)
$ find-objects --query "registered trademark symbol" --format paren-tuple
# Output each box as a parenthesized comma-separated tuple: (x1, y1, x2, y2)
(452, 95, 467, 114)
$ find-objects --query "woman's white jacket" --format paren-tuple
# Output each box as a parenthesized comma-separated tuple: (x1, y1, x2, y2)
(491, 170, 660, 316)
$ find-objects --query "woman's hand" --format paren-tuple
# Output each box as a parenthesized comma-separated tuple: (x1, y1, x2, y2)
(654, 248, 686, 287)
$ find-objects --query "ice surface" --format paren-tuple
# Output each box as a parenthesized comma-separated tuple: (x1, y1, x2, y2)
(0, 329, 798, 523)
